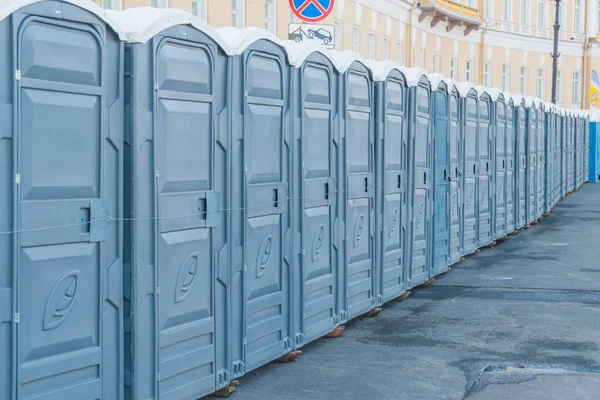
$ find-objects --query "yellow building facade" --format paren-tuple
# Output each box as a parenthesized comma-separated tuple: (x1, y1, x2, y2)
(96, 0, 600, 110)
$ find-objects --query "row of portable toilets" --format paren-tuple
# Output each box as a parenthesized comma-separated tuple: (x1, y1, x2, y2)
(2, 2, 600, 399)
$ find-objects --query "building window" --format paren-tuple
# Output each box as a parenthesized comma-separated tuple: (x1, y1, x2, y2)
(433, 54, 440, 73)
(353, 26, 360, 52)
(232, 0, 243, 28)
(335, 21, 343, 50)
(537, 0, 546, 28)
(484, 62, 491, 87)
(502, 64, 510, 91)
(573, 70, 582, 104)
(559, 1, 566, 30)
(556, 70, 563, 104)
(369, 32, 376, 59)
(520, 0, 530, 25)
(597, 1, 600, 34)
(450, 58, 457, 80)
(383, 37, 390, 60)
(536, 68, 545, 99)
(574, 0, 583, 33)
(265, 0, 275, 32)
(151, 0, 168, 8)
(484, 0, 493, 18)
(466, 60, 473, 82)
(519, 67, 528, 95)
(191, 0, 207, 21)
(397, 42, 403, 65)
(101, 0, 120, 9)
(467, 0, 476, 7)
(503, 0, 512, 22)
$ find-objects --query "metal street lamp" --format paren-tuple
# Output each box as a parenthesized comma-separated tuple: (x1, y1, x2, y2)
(551, 0, 561, 104)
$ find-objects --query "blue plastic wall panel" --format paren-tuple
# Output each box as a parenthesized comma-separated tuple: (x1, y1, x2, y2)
(584, 120, 589, 183)
(290, 53, 340, 349)
(543, 111, 552, 213)
(407, 77, 432, 287)
(477, 96, 493, 246)
(536, 109, 545, 217)
(494, 99, 507, 238)
(431, 87, 450, 277)
(374, 71, 408, 303)
(448, 90, 463, 265)
(0, 3, 124, 400)
(462, 92, 478, 254)
(561, 117, 567, 196)
(554, 114, 561, 204)
(516, 106, 527, 229)
(506, 102, 516, 233)
(340, 62, 375, 319)
(567, 117, 574, 191)
(574, 118, 579, 189)
(525, 108, 537, 224)
(124, 25, 231, 399)
(229, 39, 293, 375)
(590, 122, 599, 182)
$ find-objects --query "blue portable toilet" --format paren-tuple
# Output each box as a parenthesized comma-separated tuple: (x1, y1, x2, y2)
(514, 95, 527, 229)
(446, 80, 463, 266)
(590, 112, 600, 182)
(428, 73, 450, 277)
(505, 94, 517, 234)
(329, 51, 376, 319)
(560, 108, 568, 197)
(584, 112, 590, 183)
(490, 89, 507, 238)
(404, 68, 433, 287)
(567, 112, 574, 192)
(476, 88, 494, 246)
(283, 40, 341, 347)
(458, 83, 478, 255)
(524, 97, 537, 225)
(219, 26, 293, 376)
(543, 101, 554, 214)
(115, 9, 233, 399)
(535, 100, 545, 218)
(0, 1, 124, 400)
(366, 60, 409, 303)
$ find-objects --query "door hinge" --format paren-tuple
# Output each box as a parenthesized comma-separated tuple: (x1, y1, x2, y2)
(15, 70, 21, 81)
(154, 83, 159, 91)
(155, 170, 160, 179)
(14, 313, 19, 323)
(15, 174, 20, 185)
(156, 373, 160, 381)
(156, 286, 160, 295)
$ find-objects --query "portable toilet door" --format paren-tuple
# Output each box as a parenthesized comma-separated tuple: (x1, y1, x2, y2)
(370, 62, 409, 304)
(477, 92, 493, 246)
(448, 85, 463, 265)
(506, 97, 516, 234)
(516, 100, 527, 229)
(221, 27, 293, 375)
(525, 103, 537, 225)
(0, 1, 125, 400)
(116, 9, 232, 399)
(431, 81, 450, 277)
(568, 115, 574, 192)
(553, 111, 560, 205)
(407, 74, 433, 288)
(574, 117, 579, 189)
(591, 118, 600, 182)
(494, 94, 507, 238)
(335, 53, 376, 319)
(462, 88, 479, 255)
(543, 106, 553, 213)
(285, 43, 341, 349)
(536, 106, 545, 217)
(560, 114, 567, 196)
(584, 116, 590, 183)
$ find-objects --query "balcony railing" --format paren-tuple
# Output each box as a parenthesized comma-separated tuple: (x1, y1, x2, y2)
(418, 0, 481, 36)
(487, 18, 585, 42)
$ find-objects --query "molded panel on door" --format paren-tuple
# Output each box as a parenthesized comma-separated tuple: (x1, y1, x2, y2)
(448, 94, 461, 264)
(463, 98, 477, 254)
(432, 91, 449, 277)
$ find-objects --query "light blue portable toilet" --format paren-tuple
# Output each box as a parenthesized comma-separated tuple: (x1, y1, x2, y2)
(116, 9, 234, 399)
(447, 80, 463, 266)
(560, 109, 568, 197)
(329, 51, 376, 319)
(477, 89, 494, 246)
(284, 40, 341, 348)
(458, 84, 478, 255)
(573, 114, 580, 189)
(367, 60, 409, 303)
(584, 112, 590, 183)
(524, 97, 537, 225)
(535, 101, 545, 218)
(490, 90, 507, 238)
(567, 113, 574, 192)
(219, 26, 294, 376)
(505, 95, 517, 234)
(428, 74, 450, 277)
(589, 111, 600, 183)
(0, 1, 124, 400)
(405, 68, 433, 288)
(514, 95, 527, 229)
(543, 102, 554, 214)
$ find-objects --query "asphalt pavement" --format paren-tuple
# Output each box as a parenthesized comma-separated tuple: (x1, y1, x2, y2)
(209, 183, 600, 400)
